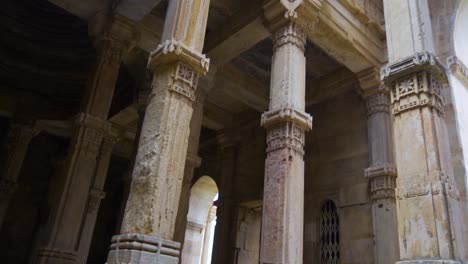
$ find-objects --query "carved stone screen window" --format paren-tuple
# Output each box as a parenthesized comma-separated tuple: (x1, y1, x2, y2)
(320, 200, 340, 264)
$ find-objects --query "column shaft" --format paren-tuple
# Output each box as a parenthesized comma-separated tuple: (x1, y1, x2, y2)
(260, 22, 312, 264)
(33, 14, 135, 264)
(106, 1, 211, 263)
(363, 88, 399, 264)
(76, 136, 116, 264)
(383, 1, 466, 262)
(0, 123, 39, 229)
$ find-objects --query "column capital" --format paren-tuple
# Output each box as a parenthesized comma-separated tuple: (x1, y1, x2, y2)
(186, 153, 202, 169)
(357, 67, 383, 97)
(365, 164, 397, 200)
(186, 220, 205, 233)
(381, 52, 447, 84)
(365, 91, 390, 116)
(263, 0, 321, 32)
(89, 13, 139, 60)
(74, 113, 111, 133)
(148, 39, 210, 75)
(273, 22, 306, 52)
(261, 107, 312, 131)
(88, 188, 106, 215)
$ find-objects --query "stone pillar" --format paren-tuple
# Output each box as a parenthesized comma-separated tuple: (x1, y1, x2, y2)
(174, 87, 207, 246)
(106, 0, 211, 263)
(76, 136, 117, 264)
(32, 14, 136, 264)
(382, 0, 466, 262)
(259, 22, 312, 264)
(0, 122, 39, 229)
(201, 206, 217, 264)
(359, 68, 399, 264)
(212, 136, 238, 264)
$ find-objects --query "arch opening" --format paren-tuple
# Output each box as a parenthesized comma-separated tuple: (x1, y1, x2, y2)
(181, 176, 219, 264)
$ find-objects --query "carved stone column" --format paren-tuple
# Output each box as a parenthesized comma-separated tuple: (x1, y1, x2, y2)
(359, 68, 399, 264)
(0, 122, 39, 229)
(76, 135, 118, 264)
(106, 1, 211, 263)
(259, 22, 312, 264)
(201, 206, 217, 264)
(382, 0, 466, 262)
(32, 14, 136, 264)
(212, 136, 238, 264)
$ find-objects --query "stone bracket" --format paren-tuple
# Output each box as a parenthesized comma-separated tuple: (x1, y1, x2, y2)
(261, 107, 312, 131)
(148, 39, 210, 75)
(365, 164, 397, 200)
(448, 56, 468, 86)
(381, 52, 447, 84)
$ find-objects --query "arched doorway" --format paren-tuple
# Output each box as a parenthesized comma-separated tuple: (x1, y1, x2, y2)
(181, 176, 219, 264)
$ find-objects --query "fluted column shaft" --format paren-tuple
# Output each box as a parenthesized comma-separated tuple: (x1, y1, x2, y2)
(106, 1, 211, 263)
(0, 122, 39, 229)
(259, 22, 312, 264)
(383, 0, 466, 262)
(362, 86, 399, 264)
(33, 14, 136, 264)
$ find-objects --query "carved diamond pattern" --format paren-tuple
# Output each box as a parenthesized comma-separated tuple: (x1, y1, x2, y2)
(320, 200, 340, 264)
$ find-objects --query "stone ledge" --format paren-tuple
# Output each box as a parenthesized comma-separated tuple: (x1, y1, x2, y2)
(148, 39, 210, 75)
(261, 107, 313, 131)
(381, 52, 447, 84)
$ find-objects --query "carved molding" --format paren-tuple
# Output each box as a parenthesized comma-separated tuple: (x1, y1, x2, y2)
(273, 22, 306, 52)
(266, 122, 306, 156)
(365, 91, 390, 116)
(390, 71, 444, 116)
(365, 164, 397, 200)
(261, 107, 313, 131)
(109, 233, 180, 257)
(397, 171, 460, 201)
(148, 39, 210, 75)
(186, 220, 205, 233)
(35, 248, 77, 262)
(381, 52, 447, 84)
(448, 56, 468, 86)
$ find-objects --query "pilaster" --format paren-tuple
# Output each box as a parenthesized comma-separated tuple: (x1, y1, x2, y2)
(382, 53, 466, 263)
(0, 121, 40, 229)
(259, 17, 312, 264)
(32, 13, 136, 264)
(106, 1, 211, 263)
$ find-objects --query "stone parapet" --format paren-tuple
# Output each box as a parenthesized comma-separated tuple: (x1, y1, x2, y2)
(107, 234, 180, 264)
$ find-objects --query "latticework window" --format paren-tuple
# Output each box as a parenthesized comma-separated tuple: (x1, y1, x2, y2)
(320, 200, 340, 264)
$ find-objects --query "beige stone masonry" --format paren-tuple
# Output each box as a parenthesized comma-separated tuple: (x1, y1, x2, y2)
(107, 1, 211, 263)
(259, 17, 312, 264)
(32, 13, 136, 264)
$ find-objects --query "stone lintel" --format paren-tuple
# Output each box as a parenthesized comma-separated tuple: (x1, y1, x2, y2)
(448, 56, 468, 86)
(261, 107, 312, 131)
(357, 67, 383, 97)
(148, 39, 210, 75)
(107, 234, 180, 264)
(381, 52, 447, 84)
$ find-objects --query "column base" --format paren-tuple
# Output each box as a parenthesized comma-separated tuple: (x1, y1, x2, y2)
(396, 260, 461, 264)
(106, 234, 180, 264)
(34, 248, 77, 264)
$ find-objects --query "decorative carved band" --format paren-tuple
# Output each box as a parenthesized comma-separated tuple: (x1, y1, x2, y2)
(109, 233, 181, 256)
(365, 92, 390, 116)
(266, 122, 305, 156)
(273, 22, 306, 52)
(390, 71, 443, 116)
(148, 39, 210, 75)
(448, 56, 468, 86)
(36, 248, 77, 262)
(365, 164, 397, 200)
(186, 220, 205, 233)
(381, 52, 447, 84)
(397, 170, 460, 200)
(261, 107, 313, 131)
(168, 63, 199, 101)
